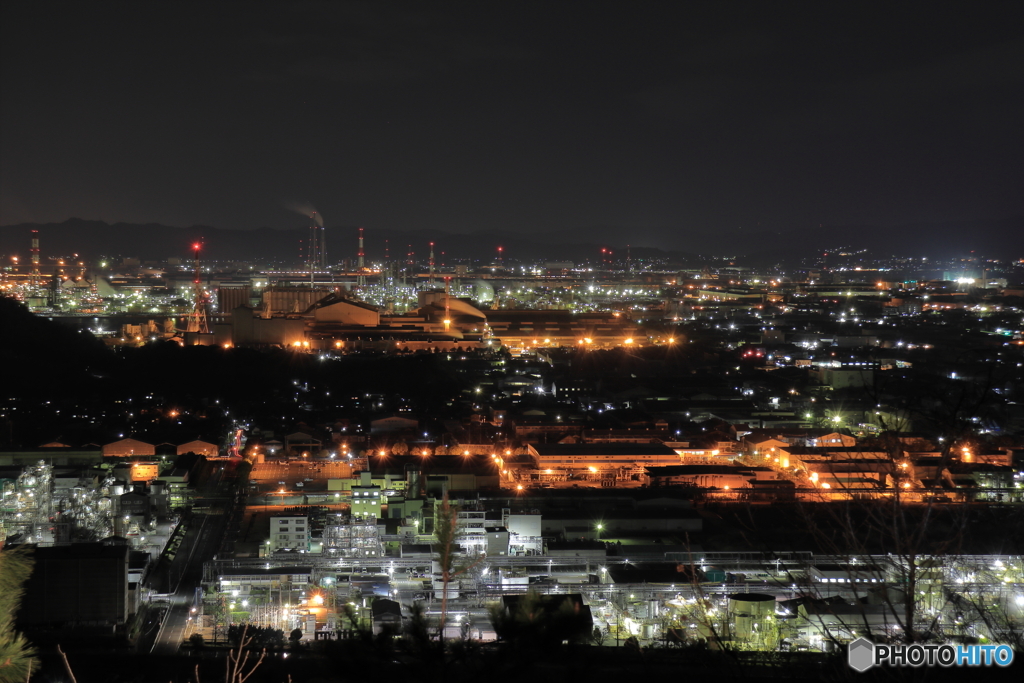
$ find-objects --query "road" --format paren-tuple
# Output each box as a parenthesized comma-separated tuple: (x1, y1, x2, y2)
(150, 513, 225, 654)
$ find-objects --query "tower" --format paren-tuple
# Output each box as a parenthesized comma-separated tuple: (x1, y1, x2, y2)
(383, 238, 393, 310)
(30, 229, 41, 286)
(429, 241, 435, 286)
(358, 227, 365, 270)
(357, 227, 366, 286)
(308, 212, 326, 285)
(186, 242, 210, 334)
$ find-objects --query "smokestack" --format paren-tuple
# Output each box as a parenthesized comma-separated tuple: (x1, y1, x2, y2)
(308, 212, 325, 285)
(358, 227, 365, 270)
(30, 229, 40, 284)
(429, 241, 435, 285)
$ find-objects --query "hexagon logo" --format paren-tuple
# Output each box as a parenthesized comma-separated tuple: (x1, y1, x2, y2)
(848, 637, 875, 672)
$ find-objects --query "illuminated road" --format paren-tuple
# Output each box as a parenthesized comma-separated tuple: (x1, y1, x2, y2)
(151, 508, 230, 654)
(150, 461, 244, 654)
(151, 592, 193, 656)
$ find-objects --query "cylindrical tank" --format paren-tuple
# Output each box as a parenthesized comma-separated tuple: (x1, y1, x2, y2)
(642, 623, 655, 639)
(729, 593, 775, 640)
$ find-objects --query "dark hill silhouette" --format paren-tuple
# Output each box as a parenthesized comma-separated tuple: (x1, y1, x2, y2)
(1, 216, 1020, 265)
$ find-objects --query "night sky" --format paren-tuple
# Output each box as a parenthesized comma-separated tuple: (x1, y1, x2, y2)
(2, 2, 1022, 249)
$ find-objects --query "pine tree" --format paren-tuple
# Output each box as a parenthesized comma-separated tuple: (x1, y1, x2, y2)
(0, 543, 36, 681)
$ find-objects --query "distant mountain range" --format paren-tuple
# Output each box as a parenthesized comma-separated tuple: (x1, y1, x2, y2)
(0, 217, 1020, 266)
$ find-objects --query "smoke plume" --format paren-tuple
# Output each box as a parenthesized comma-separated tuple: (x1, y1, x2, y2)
(285, 202, 323, 227)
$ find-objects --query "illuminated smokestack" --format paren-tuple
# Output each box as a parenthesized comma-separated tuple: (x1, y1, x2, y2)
(429, 241, 435, 285)
(358, 227, 365, 270)
(30, 229, 40, 284)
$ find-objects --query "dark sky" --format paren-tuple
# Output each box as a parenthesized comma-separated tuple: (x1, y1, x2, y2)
(2, 1, 1022, 248)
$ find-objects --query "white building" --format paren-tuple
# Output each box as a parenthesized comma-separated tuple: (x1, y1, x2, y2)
(351, 471, 382, 519)
(270, 515, 310, 552)
(506, 513, 543, 555)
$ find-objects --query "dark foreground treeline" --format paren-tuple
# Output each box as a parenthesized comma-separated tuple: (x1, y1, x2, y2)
(27, 639, 1024, 683)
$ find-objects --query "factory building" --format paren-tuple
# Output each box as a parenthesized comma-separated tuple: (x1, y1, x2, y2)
(527, 443, 681, 483)
(18, 540, 131, 628)
(102, 438, 155, 458)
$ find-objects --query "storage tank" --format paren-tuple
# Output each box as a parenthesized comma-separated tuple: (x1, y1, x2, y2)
(729, 593, 775, 640)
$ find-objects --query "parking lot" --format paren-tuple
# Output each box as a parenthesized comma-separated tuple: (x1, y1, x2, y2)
(250, 459, 355, 493)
